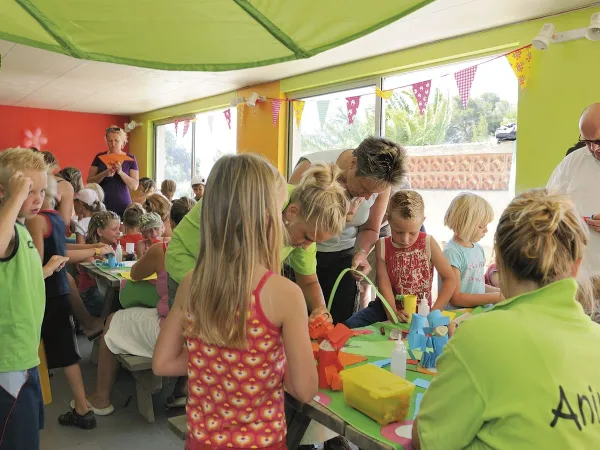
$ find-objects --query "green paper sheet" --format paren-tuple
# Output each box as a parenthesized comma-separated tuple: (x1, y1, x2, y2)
(344, 340, 396, 358)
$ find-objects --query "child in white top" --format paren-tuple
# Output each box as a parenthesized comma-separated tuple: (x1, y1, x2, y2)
(74, 189, 104, 244)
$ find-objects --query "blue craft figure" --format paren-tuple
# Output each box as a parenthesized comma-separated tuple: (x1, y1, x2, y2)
(421, 310, 450, 368)
(407, 313, 427, 352)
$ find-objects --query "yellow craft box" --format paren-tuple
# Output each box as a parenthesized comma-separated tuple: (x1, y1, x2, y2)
(340, 364, 415, 425)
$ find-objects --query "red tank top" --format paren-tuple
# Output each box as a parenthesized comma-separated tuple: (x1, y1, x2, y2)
(383, 233, 433, 308)
(185, 271, 287, 450)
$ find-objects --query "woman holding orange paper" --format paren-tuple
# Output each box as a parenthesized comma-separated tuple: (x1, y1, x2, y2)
(87, 126, 139, 217)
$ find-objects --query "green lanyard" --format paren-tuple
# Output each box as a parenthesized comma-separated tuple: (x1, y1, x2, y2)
(327, 268, 400, 324)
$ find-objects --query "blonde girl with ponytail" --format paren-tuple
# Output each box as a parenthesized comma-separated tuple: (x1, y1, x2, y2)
(413, 189, 600, 449)
(154, 154, 318, 450)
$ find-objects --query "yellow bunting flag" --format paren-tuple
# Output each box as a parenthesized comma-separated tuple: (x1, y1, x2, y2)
(376, 86, 393, 100)
(293, 100, 305, 128)
(506, 46, 533, 91)
(237, 103, 245, 128)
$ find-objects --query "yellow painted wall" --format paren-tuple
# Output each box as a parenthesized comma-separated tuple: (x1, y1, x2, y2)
(129, 6, 600, 191)
(236, 81, 288, 174)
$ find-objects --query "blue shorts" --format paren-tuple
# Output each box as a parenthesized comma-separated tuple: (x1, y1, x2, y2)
(344, 300, 388, 329)
(0, 367, 44, 450)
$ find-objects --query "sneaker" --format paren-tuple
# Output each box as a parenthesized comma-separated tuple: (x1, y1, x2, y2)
(70, 399, 114, 416)
(58, 409, 97, 429)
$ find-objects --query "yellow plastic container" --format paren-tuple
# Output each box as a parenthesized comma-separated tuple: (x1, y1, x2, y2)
(340, 364, 415, 425)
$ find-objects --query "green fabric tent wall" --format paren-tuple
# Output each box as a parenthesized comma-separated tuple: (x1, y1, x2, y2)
(0, 0, 432, 71)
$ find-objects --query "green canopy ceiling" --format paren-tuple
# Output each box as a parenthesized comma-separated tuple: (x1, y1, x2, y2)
(0, 0, 432, 71)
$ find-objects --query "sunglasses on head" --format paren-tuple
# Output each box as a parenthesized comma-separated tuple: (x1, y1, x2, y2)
(106, 127, 121, 133)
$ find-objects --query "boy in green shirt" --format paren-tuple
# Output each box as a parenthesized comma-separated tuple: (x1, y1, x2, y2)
(0, 149, 67, 450)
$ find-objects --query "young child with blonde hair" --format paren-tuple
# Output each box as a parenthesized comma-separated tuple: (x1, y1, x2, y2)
(414, 189, 600, 448)
(74, 188, 105, 244)
(0, 148, 68, 449)
(442, 192, 502, 309)
(345, 190, 455, 327)
(154, 153, 317, 450)
(160, 179, 176, 201)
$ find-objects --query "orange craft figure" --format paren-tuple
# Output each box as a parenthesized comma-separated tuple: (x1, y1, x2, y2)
(309, 312, 334, 340)
(316, 323, 353, 391)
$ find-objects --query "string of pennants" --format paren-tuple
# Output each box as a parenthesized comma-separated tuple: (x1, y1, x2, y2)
(181, 44, 532, 134)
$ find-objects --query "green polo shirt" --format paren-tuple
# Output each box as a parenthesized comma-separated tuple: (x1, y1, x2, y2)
(166, 184, 317, 283)
(417, 278, 600, 450)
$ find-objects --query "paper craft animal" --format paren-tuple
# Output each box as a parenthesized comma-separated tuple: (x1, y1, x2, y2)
(316, 323, 353, 391)
(421, 310, 450, 369)
(407, 313, 428, 351)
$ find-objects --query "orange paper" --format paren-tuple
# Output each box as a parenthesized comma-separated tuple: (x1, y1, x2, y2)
(99, 153, 133, 167)
(338, 352, 367, 367)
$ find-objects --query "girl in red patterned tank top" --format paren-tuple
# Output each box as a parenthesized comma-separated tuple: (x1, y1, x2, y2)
(345, 191, 456, 328)
(153, 154, 317, 450)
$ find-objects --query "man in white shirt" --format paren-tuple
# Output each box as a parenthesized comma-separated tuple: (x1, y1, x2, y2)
(547, 103, 600, 279)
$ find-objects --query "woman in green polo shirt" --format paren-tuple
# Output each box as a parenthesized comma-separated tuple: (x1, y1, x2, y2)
(413, 189, 600, 449)
(166, 161, 348, 321)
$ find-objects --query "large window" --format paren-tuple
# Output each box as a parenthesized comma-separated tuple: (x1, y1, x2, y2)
(288, 56, 517, 260)
(155, 107, 237, 198)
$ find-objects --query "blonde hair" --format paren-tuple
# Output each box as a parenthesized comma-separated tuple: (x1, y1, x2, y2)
(444, 193, 493, 242)
(85, 210, 120, 244)
(0, 148, 47, 186)
(186, 154, 283, 348)
(45, 175, 58, 209)
(495, 189, 588, 288)
(144, 193, 171, 222)
(289, 163, 348, 237)
(138, 177, 157, 196)
(105, 125, 128, 145)
(160, 179, 176, 196)
(388, 190, 424, 220)
(353, 137, 407, 188)
(85, 183, 105, 202)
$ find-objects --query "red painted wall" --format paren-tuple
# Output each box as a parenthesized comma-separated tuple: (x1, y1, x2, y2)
(0, 105, 129, 178)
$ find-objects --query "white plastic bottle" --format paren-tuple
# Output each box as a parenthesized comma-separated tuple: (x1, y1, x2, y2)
(390, 339, 407, 379)
(418, 296, 430, 317)
(115, 243, 123, 263)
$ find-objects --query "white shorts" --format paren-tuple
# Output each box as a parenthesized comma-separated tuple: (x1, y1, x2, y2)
(104, 307, 161, 359)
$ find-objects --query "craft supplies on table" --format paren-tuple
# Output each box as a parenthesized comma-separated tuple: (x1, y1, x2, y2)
(401, 294, 417, 323)
(341, 364, 415, 425)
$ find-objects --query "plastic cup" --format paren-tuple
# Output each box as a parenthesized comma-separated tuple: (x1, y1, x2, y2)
(402, 294, 418, 323)
(107, 253, 117, 269)
(125, 243, 135, 254)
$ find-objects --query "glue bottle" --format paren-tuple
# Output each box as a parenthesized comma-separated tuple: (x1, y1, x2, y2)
(115, 243, 123, 263)
(391, 339, 407, 379)
(418, 296, 430, 317)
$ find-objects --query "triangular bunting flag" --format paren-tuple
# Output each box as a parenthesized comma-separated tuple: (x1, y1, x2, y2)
(174, 119, 179, 136)
(271, 99, 283, 126)
(293, 100, 305, 128)
(346, 96, 361, 125)
(506, 46, 533, 91)
(316, 100, 330, 129)
(182, 119, 190, 137)
(412, 80, 432, 116)
(207, 115, 214, 134)
(376, 86, 393, 100)
(454, 66, 477, 109)
(223, 109, 231, 130)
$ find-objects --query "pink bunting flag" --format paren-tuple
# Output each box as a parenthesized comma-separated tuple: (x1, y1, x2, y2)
(454, 66, 477, 109)
(224, 109, 232, 130)
(412, 80, 431, 116)
(346, 96, 361, 125)
(271, 99, 283, 126)
(182, 119, 190, 137)
(174, 119, 179, 136)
